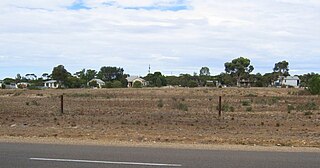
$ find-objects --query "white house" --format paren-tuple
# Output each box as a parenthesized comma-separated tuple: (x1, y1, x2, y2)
(0, 80, 3, 88)
(17, 82, 30, 88)
(44, 80, 59, 88)
(88, 79, 105, 88)
(126, 76, 148, 87)
(275, 76, 300, 88)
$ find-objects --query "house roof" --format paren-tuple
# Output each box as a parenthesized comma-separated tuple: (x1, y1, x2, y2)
(284, 76, 300, 80)
(126, 76, 145, 82)
(89, 79, 105, 84)
(44, 80, 57, 83)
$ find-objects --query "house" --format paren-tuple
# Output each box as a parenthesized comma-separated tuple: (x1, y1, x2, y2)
(44, 80, 59, 88)
(275, 76, 300, 88)
(0, 80, 3, 88)
(87, 79, 105, 88)
(126, 76, 147, 87)
(4, 83, 18, 89)
(17, 82, 30, 88)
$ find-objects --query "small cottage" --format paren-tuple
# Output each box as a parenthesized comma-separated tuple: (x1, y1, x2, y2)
(275, 76, 300, 88)
(126, 76, 147, 87)
(44, 80, 59, 88)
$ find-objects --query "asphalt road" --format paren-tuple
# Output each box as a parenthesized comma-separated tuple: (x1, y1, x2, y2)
(0, 142, 319, 168)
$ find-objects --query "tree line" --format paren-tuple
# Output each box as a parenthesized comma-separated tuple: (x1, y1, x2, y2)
(1, 57, 320, 94)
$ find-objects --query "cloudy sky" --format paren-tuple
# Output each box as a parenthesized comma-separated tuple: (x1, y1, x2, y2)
(0, 0, 319, 79)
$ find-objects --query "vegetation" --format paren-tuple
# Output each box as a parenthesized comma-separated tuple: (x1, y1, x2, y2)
(308, 75, 320, 95)
(133, 81, 142, 88)
(1, 58, 319, 89)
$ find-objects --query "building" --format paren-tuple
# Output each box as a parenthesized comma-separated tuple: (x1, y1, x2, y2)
(0, 80, 3, 88)
(87, 79, 105, 88)
(44, 80, 59, 88)
(17, 82, 30, 88)
(126, 76, 147, 87)
(275, 76, 300, 88)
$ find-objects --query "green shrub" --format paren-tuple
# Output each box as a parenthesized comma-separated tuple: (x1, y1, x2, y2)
(287, 104, 294, 113)
(308, 75, 320, 95)
(216, 103, 235, 112)
(297, 101, 318, 111)
(304, 111, 313, 116)
(187, 80, 198, 88)
(246, 107, 253, 112)
(176, 102, 188, 111)
(241, 100, 251, 106)
(104, 82, 112, 88)
(157, 99, 164, 108)
(111, 80, 122, 88)
(133, 81, 142, 88)
(88, 80, 98, 88)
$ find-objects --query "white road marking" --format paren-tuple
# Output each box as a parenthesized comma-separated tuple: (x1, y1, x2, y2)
(30, 157, 182, 167)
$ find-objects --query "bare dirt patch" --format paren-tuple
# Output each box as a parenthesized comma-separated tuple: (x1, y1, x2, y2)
(0, 88, 319, 148)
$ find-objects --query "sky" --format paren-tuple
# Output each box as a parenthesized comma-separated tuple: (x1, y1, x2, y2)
(0, 0, 319, 79)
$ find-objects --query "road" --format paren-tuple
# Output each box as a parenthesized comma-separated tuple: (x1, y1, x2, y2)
(0, 142, 319, 168)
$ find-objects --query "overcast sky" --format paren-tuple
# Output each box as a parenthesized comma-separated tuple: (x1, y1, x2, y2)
(0, 0, 319, 79)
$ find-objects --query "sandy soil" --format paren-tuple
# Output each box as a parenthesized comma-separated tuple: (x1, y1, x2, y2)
(0, 87, 319, 148)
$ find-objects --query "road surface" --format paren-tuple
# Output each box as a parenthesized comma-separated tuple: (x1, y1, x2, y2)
(0, 142, 319, 168)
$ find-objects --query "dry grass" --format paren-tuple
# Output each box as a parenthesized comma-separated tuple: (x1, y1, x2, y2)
(0, 87, 319, 147)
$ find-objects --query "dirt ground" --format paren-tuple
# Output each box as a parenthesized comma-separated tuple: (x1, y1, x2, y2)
(0, 87, 319, 147)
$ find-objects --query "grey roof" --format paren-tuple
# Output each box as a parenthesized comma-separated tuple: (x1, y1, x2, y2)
(89, 79, 105, 85)
(126, 76, 145, 82)
(44, 80, 57, 83)
(284, 76, 300, 80)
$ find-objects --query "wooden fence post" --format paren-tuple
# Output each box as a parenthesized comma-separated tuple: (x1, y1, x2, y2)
(60, 94, 64, 114)
(218, 96, 222, 117)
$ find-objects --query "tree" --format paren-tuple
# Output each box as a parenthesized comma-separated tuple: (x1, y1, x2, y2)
(144, 72, 167, 87)
(75, 69, 97, 87)
(200, 67, 210, 76)
(308, 75, 320, 95)
(224, 57, 254, 87)
(51, 65, 70, 86)
(42, 73, 49, 80)
(273, 61, 289, 77)
(97, 66, 124, 82)
(15, 74, 22, 83)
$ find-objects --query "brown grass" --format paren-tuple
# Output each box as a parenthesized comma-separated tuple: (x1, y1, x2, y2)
(0, 87, 319, 147)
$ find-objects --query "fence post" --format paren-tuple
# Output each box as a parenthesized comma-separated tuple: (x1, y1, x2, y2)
(218, 96, 222, 117)
(60, 94, 64, 114)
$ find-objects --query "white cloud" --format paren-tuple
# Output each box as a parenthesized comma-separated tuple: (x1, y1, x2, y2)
(0, 0, 319, 78)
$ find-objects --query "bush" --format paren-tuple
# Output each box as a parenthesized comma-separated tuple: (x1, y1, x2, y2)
(177, 103, 188, 111)
(246, 107, 253, 112)
(133, 81, 142, 88)
(241, 100, 251, 106)
(104, 82, 112, 88)
(187, 80, 198, 88)
(304, 111, 313, 116)
(216, 103, 235, 112)
(287, 104, 294, 113)
(88, 81, 98, 88)
(157, 99, 164, 108)
(308, 75, 320, 95)
(111, 80, 122, 88)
